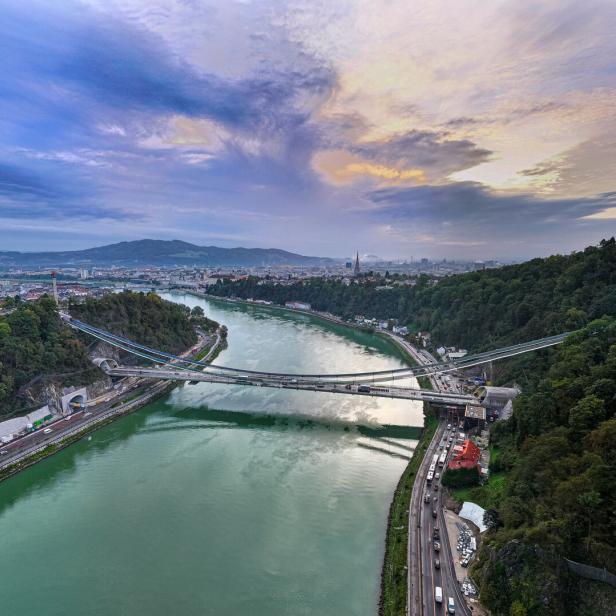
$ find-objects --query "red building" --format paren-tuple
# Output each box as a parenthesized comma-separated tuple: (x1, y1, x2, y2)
(448, 439, 480, 470)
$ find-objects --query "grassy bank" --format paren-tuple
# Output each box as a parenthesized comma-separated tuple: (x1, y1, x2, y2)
(379, 406, 438, 616)
(452, 471, 506, 510)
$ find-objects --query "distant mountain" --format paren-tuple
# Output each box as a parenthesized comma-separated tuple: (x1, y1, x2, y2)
(0, 239, 336, 268)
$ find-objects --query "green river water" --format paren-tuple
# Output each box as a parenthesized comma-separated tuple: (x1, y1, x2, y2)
(0, 293, 423, 616)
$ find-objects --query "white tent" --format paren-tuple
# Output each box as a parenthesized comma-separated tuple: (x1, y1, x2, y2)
(459, 502, 487, 532)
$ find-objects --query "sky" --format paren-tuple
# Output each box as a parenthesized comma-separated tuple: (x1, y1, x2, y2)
(1, 0, 616, 260)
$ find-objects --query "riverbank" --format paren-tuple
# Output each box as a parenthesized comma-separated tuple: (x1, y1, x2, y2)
(0, 380, 174, 482)
(187, 291, 374, 332)
(379, 407, 438, 616)
(186, 292, 423, 369)
(0, 325, 225, 483)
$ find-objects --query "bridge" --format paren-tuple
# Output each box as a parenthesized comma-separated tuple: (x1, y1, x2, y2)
(61, 313, 569, 407)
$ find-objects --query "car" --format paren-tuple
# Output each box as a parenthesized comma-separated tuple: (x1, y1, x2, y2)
(424, 493, 431, 504)
(435, 586, 443, 603)
(433, 483, 439, 491)
(433, 527, 440, 539)
(432, 508, 437, 518)
(435, 472, 440, 480)
(461, 557, 470, 567)
(433, 540, 440, 551)
(447, 424, 451, 430)
(434, 558, 440, 569)
(43, 428, 52, 434)
(448, 597, 455, 613)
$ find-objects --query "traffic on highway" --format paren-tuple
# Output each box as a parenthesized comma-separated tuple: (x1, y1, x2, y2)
(404, 340, 472, 616)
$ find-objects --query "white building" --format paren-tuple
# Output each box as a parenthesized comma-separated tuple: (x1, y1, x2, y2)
(285, 301, 311, 311)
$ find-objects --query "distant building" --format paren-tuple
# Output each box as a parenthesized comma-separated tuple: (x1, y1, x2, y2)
(353, 252, 360, 276)
(285, 301, 311, 311)
(418, 331, 431, 347)
(447, 350, 468, 360)
(345, 261, 353, 270)
(448, 439, 481, 470)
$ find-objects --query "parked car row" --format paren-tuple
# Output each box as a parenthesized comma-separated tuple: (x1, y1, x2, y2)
(457, 525, 476, 567)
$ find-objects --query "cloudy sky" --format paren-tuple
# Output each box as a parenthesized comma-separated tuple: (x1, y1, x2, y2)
(1, 0, 616, 259)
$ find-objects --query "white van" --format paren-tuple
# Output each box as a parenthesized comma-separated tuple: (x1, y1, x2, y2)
(435, 586, 443, 603)
(448, 597, 455, 613)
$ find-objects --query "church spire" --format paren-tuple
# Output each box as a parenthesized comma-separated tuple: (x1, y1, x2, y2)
(354, 251, 360, 276)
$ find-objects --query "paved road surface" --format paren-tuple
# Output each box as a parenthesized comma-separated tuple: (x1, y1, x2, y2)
(402, 337, 472, 616)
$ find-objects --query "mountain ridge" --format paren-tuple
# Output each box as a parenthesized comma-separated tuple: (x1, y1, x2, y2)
(0, 239, 336, 267)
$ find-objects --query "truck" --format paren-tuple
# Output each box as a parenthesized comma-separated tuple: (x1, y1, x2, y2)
(357, 385, 371, 393)
(435, 586, 443, 603)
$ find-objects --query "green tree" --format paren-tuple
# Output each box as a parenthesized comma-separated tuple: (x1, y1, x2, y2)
(578, 490, 602, 552)
(568, 395, 605, 436)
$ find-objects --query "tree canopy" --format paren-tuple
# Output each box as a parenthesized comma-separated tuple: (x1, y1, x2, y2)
(210, 238, 616, 350)
(1, 292, 208, 417)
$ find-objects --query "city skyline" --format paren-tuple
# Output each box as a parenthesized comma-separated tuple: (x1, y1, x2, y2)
(1, 0, 616, 259)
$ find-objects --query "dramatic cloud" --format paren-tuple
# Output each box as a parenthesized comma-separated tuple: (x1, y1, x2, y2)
(365, 182, 616, 258)
(0, 0, 615, 258)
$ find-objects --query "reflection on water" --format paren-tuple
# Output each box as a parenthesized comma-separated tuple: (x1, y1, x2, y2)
(0, 292, 423, 616)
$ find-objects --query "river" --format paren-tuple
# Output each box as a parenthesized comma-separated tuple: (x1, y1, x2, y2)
(0, 293, 423, 616)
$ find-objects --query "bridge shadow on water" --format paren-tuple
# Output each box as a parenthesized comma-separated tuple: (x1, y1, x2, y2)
(0, 403, 421, 518)
(162, 405, 423, 440)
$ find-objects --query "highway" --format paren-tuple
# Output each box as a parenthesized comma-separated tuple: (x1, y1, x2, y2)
(0, 379, 170, 472)
(402, 337, 471, 616)
(0, 331, 217, 474)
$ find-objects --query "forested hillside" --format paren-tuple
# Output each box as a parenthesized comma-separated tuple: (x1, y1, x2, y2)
(0, 292, 203, 417)
(474, 318, 616, 614)
(210, 238, 616, 350)
(212, 240, 616, 613)
(68, 291, 198, 356)
(0, 296, 99, 416)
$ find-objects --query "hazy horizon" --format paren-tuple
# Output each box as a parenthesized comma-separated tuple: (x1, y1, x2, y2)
(4, 235, 614, 264)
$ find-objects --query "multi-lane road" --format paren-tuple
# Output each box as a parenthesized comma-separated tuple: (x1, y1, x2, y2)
(401, 337, 471, 616)
(0, 379, 171, 473)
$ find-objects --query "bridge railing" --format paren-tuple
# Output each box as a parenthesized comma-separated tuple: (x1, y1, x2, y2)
(65, 315, 568, 382)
